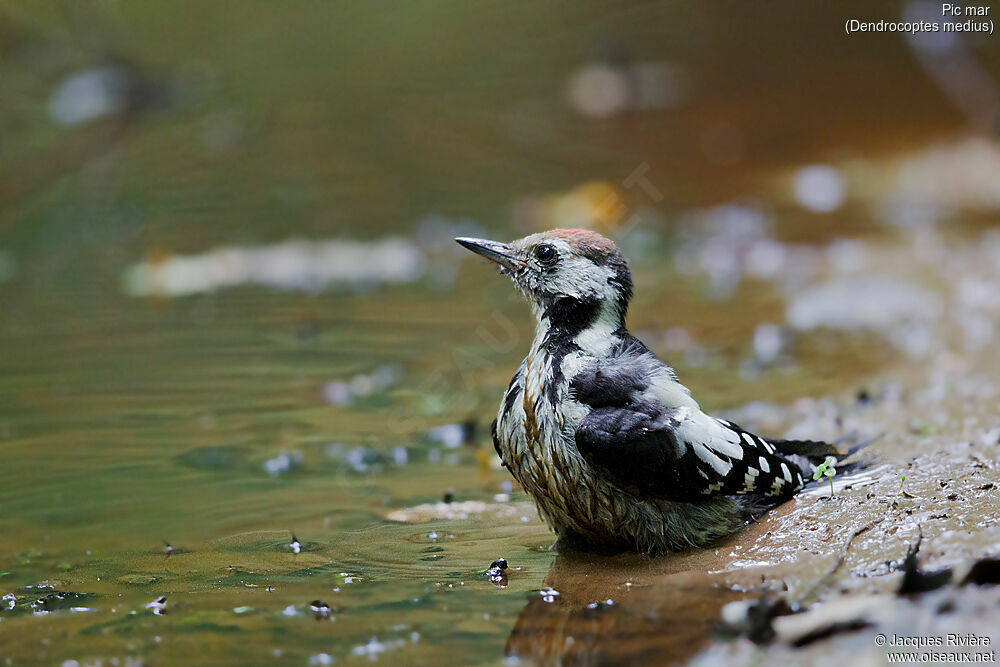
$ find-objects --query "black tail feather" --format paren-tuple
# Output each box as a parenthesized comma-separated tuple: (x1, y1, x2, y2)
(767, 439, 839, 460)
(769, 433, 881, 460)
(769, 433, 882, 479)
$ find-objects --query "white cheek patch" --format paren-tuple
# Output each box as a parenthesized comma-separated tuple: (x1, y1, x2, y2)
(546, 257, 619, 303)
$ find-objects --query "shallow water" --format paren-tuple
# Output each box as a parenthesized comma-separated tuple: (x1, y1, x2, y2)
(0, 260, 886, 664)
(3, 2, 1000, 665)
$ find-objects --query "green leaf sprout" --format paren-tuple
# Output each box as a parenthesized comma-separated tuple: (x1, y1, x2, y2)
(813, 456, 837, 497)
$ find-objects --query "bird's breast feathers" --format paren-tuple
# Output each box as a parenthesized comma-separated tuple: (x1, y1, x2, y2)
(497, 340, 809, 502)
(498, 343, 694, 453)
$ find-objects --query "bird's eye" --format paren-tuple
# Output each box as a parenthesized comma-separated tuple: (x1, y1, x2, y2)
(534, 244, 558, 265)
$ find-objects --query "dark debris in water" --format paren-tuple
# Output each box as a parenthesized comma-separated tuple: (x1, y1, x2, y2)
(487, 558, 508, 587)
(897, 533, 952, 595)
(28, 591, 96, 615)
(145, 595, 168, 615)
(961, 558, 1000, 586)
(162, 540, 192, 557)
(790, 618, 872, 648)
(720, 593, 879, 649)
(716, 593, 795, 645)
(310, 600, 332, 621)
(583, 599, 617, 615)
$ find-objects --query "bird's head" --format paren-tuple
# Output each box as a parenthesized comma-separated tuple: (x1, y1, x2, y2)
(456, 229, 633, 333)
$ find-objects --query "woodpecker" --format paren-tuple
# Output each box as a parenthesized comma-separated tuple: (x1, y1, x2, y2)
(457, 229, 859, 555)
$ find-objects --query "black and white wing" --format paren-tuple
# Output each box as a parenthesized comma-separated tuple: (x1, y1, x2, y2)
(569, 346, 828, 502)
(574, 403, 810, 501)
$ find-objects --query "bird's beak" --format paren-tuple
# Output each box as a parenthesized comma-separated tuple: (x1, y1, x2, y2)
(455, 237, 523, 272)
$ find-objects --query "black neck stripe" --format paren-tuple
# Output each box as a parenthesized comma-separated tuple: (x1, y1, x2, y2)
(540, 296, 601, 406)
(543, 296, 601, 339)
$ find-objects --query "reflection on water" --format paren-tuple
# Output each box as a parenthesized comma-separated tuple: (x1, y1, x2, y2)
(506, 547, 746, 665)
